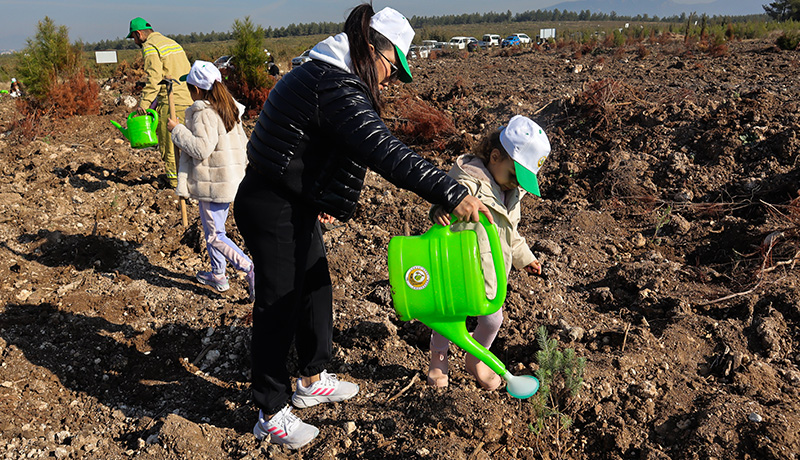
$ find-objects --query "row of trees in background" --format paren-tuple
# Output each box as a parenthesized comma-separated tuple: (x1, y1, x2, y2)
(11, 4, 800, 134)
(83, 8, 771, 51)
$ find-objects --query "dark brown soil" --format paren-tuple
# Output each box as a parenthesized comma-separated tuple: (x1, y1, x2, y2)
(0, 37, 799, 460)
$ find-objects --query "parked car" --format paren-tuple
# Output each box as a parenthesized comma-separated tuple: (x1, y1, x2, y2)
(448, 36, 470, 50)
(482, 34, 501, 47)
(291, 50, 312, 68)
(513, 33, 532, 44)
(214, 55, 235, 70)
(501, 35, 521, 47)
(409, 45, 431, 59)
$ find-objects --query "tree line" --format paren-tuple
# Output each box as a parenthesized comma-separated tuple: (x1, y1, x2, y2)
(83, 7, 775, 51)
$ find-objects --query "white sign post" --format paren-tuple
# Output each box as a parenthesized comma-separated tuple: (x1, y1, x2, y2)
(95, 50, 118, 64)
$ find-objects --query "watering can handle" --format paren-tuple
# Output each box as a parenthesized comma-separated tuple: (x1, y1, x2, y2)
(146, 108, 159, 127)
(450, 213, 507, 307)
(127, 109, 159, 127)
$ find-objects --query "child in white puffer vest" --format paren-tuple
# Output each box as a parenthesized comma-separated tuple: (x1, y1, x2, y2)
(167, 60, 254, 302)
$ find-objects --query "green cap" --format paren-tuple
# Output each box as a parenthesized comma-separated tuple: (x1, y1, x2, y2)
(127, 17, 152, 39)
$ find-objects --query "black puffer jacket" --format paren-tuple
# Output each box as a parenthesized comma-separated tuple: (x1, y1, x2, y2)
(247, 60, 468, 221)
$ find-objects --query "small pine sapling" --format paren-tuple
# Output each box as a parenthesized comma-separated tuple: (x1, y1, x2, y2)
(529, 325, 586, 457)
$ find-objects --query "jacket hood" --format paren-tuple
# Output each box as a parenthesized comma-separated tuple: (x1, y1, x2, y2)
(309, 33, 353, 73)
(453, 154, 526, 203)
(457, 155, 494, 185)
(187, 99, 246, 120)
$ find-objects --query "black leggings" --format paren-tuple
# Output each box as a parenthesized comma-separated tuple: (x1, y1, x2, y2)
(234, 169, 333, 414)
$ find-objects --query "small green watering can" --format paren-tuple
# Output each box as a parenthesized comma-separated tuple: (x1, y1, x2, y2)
(388, 214, 539, 399)
(110, 109, 159, 149)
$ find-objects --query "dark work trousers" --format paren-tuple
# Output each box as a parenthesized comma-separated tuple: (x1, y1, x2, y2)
(234, 169, 333, 414)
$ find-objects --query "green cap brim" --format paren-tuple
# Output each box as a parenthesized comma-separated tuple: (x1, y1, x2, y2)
(515, 162, 540, 196)
(179, 74, 188, 82)
(394, 45, 412, 83)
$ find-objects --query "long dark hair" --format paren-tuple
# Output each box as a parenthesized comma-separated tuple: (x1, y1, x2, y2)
(189, 81, 240, 132)
(345, 3, 393, 114)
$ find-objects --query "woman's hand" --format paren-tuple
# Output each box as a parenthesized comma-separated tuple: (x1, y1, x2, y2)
(523, 260, 542, 276)
(167, 117, 180, 132)
(318, 213, 335, 224)
(452, 195, 494, 224)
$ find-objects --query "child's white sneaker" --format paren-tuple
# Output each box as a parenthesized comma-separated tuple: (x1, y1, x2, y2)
(252, 406, 319, 449)
(291, 370, 359, 408)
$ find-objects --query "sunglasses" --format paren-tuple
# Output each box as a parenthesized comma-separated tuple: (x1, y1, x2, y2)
(376, 49, 398, 81)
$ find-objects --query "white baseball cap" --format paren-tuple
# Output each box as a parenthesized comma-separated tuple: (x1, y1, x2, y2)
(370, 7, 414, 83)
(499, 115, 551, 196)
(180, 60, 221, 91)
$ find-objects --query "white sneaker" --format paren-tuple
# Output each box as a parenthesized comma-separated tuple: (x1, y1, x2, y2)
(252, 406, 319, 449)
(291, 370, 359, 408)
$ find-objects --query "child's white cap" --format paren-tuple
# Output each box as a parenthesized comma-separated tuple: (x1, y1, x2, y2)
(11, 78, 16, 83)
(499, 115, 551, 196)
(180, 60, 221, 91)
(370, 7, 414, 83)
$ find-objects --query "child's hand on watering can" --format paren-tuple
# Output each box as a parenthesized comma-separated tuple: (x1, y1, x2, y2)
(167, 117, 180, 132)
(523, 260, 542, 276)
(318, 213, 335, 224)
(432, 207, 451, 226)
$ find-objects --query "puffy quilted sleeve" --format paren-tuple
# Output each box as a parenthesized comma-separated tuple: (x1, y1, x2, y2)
(317, 79, 467, 212)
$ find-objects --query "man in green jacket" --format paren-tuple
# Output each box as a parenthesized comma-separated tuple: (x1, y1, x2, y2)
(127, 17, 192, 188)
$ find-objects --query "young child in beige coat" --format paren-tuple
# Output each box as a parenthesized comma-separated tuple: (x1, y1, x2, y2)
(428, 115, 551, 390)
(167, 60, 254, 301)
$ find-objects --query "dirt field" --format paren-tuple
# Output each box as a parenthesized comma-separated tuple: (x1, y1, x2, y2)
(0, 36, 799, 459)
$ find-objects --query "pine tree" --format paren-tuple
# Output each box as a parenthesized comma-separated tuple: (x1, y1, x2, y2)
(763, 0, 800, 21)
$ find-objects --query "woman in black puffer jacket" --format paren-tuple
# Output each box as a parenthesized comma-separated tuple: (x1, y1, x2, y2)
(234, 4, 492, 449)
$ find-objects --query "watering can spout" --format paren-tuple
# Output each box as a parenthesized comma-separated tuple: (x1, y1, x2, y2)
(110, 120, 129, 140)
(421, 319, 506, 376)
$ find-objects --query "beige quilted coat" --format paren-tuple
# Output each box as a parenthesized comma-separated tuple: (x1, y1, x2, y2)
(171, 100, 248, 203)
(431, 155, 537, 298)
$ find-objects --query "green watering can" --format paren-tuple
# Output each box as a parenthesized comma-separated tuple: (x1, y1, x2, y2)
(388, 214, 539, 399)
(110, 109, 159, 149)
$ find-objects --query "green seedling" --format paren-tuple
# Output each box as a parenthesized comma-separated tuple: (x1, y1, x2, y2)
(652, 204, 672, 243)
(529, 326, 585, 432)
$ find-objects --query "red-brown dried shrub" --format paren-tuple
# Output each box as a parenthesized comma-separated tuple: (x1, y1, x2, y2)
(46, 68, 100, 117)
(225, 76, 272, 118)
(10, 99, 49, 142)
(574, 78, 623, 133)
(390, 95, 456, 150)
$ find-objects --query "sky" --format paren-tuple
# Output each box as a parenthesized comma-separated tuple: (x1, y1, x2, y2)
(0, 0, 763, 51)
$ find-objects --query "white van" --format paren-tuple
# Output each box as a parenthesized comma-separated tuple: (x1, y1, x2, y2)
(482, 34, 501, 47)
(448, 36, 469, 50)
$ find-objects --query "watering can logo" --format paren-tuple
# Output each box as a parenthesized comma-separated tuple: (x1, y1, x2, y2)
(405, 266, 429, 290)
(388, 214, 539, 399)
(110, 109, 159, 149)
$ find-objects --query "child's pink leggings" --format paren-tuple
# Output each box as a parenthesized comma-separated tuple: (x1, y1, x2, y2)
(430, 308, 504, 353)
